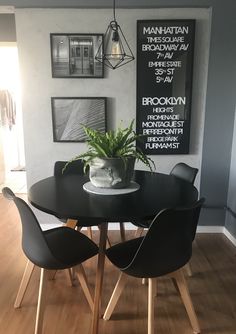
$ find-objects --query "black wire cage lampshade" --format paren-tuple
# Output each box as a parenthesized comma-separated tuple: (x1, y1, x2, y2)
(95, 0, 135, 70)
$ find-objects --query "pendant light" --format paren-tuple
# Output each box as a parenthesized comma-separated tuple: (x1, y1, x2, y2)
(95, 0, 135, 70)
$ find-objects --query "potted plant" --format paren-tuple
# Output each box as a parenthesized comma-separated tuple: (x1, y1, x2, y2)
(64, 120, 155, 189)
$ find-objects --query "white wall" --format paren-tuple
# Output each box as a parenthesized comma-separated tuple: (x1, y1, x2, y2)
(0, 44, 25, 171)
(0, 127, 5, 183)
(15, 8, 210, 191)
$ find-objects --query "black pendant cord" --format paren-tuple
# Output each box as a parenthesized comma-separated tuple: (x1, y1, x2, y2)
(113, 0, 116, 22)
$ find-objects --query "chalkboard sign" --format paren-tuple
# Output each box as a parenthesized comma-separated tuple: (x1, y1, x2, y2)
(136, 20, 195, 155)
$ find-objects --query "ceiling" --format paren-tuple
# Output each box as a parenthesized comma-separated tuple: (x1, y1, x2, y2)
(0, 0, 204, 9)
(0, 0, 155, 8)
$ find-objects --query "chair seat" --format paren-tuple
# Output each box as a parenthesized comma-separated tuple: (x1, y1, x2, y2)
(106, 237, 144, 269)
(44, 227, 98, 269)
(106, 235, 191, 278)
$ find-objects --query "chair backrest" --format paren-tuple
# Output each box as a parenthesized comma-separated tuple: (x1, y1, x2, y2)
(54, 160, 84, 177)
(170, 162, 198, 184)
(2, 187, 63, 268)
(123, 198, 205, 278)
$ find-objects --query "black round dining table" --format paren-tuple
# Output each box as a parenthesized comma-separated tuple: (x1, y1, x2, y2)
(28, 170, 198, 334)
(28, 170, 198, 223)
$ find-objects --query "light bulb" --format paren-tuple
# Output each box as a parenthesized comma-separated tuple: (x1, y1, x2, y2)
(108, 30, 122, 60)
(111, 41, 122, 59)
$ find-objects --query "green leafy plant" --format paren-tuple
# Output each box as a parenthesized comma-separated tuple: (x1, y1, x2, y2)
(63, 120, 155, 173)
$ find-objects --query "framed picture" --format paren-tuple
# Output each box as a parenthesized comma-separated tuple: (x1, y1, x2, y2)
(51, 97, 107, 142)
(50, 33, 104, 78)
(136, 20, 195, 155)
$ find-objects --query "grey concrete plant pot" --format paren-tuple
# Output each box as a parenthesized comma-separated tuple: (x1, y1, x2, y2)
(89, 157, 135, 189)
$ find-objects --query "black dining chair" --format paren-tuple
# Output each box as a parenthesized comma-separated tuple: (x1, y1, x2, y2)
(170, 162, 198, 184)
(53, 160, 93, 234)
(54, 159, 84, 176)
(170, 162, 199, 276)
(2, 187, 98, 334)
(103, 198, 205, 334)
(133, 163, 199, 237)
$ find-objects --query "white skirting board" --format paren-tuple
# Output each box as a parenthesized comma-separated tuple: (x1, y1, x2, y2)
(196, 226, 224, 233)
(41, 223, 63, 231)
(223, 227, 236, 247)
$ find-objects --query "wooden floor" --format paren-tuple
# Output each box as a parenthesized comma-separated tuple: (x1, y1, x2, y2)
(1, 194, 236, 334)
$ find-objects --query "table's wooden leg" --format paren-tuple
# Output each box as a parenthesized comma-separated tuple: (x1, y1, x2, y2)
(98, 225, 111, 248)
(119, 222, 126, 242)
(91, 223, 108, 334)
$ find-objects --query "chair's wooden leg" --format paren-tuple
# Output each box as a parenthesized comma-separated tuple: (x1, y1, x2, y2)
(91, 223, 108, 334)
(171, 277, 180, 294)
(14, 260, 35, 308)
(71, 267, 78, 281)
(48, 270, 57, 280)
(66, 268, 76, 286)
(119, 222, 126, 242)
(148, 278, 155, 334)
(76, 264, 94, 312)
(103, 272, 127, 320)
(173, 269, 200, 334)
(106, 235, 112, 248)
(142, 278, 147, 285)
(134, 227, 144, 238)
(64, 219, 81, 285)
(87, 227, 93, 240)
(184, 262, 192, 277)
(34, 268, 48, 334)
(50, 268, 76, 285)
(65, 219, 78, 229)
(51, 268, 76, 286)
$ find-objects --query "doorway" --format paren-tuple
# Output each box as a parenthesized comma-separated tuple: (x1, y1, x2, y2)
(69, 37, 94, 75)
(0, 43, 26, 193)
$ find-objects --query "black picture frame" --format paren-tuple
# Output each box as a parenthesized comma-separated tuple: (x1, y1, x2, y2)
(50, 33, 104, 78)
(51, 97, 107, 142)
(136, 20, 195, 155)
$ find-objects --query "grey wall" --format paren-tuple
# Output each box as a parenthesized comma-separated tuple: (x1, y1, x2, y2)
(199, 2, 236, 229)
(1, 0, 236, 235)
(226, 109, 236, 237)
(14, 8, 209, 189)
(0, 14, 16, 41)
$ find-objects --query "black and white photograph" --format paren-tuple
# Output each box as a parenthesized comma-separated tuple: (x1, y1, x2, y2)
(50, 34, 104, 78)
(51, 97, 106, 142)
